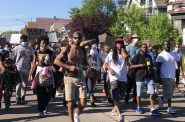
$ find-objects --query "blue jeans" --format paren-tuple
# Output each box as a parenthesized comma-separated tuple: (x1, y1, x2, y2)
(136, 80, 155, 97)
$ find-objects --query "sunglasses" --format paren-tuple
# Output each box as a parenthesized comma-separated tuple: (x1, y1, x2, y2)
(73, 37, 82, 40)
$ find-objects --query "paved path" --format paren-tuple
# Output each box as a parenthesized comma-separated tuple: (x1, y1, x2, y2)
(0, 84, 185, 122)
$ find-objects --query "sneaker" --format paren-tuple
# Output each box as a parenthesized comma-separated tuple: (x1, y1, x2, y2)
(44, 109, 47, 114)
(111, 109, 118, 116)
(56, 91, 60, 96)
(132, 97, 137, 104)
(167, 107, 175, 115)
(39, 112, 45, 117)
(136, 107, 143, 114)
(21, 99, 26, 105)
(150, 109, 160, 116)
(16, 98, 21, 105)
(125, 94, 129, 104)
(74, 113, 80, 122)
(117, 115, 124, 122)
(91, 102, 96, 107)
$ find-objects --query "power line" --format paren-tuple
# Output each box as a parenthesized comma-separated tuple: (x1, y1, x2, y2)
(0, 24, 24, 26)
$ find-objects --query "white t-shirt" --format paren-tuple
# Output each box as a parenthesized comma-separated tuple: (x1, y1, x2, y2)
(156, 50, 180, 79)
(105, 52, 127, 82)
(90, 48, 102, 71)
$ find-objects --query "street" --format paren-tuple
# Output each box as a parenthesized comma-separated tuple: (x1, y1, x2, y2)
(0, 84, 185, 122)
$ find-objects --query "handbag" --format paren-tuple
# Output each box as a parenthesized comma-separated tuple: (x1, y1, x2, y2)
(36, 67, 54, 86)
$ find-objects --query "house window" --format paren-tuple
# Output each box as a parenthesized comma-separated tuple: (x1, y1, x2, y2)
(147, 0, 153, 15)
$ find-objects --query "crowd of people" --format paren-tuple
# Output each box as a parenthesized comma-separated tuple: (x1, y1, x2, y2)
(0, 31, 185, 122)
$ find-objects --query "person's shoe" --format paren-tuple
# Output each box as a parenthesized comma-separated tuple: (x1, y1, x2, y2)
(44, 109, 47, 114)
(91, 102, 96, 107)
(74, 113, 80, 122)
(108, 98, 113, 103)
(150, 109, 160, 116)
(124, 94, 129, 104)
(117, 115, 124, 122)
(136, 107, 143, 114)
(21, 99, 26, 105)
(167, 107, 175, 115)
(132, 97, 137, 104)
(16, 98, 21, 105)
(111, 109, 118, 116)
(39, 111, 45, 117)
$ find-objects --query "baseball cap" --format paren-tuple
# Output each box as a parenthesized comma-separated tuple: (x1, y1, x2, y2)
(73, 31, 82, 38)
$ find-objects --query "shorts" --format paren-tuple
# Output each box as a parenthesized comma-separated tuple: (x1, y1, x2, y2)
(64, 74, 86, 101)
(162, 78, 175, 100)
(136, 79, 155, 97)
(110, 81, 127, 102)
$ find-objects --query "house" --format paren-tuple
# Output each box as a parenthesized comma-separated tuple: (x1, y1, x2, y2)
(127, 0, 167, 15)
(25, 17, 72, 43)
(167, 0, 185, 45)
(27, 17, 72, 32)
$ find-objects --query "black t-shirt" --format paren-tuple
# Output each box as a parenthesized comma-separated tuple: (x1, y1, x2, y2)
(35, 49, 53, 66)
(132, 52, 153, 81)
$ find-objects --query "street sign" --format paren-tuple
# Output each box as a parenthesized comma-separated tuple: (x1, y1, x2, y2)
(47, 32, 58, 42)
(10, 34, 22, 44)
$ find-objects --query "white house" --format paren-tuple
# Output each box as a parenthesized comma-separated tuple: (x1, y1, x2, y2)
(127, 0, 167, 15)
(167, 0, 185, 45)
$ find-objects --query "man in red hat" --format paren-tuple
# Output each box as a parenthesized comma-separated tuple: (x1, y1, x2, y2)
(104, 37, 128, 122)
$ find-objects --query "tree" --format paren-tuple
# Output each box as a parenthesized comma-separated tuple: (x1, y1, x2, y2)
(110, 5, 179, 46)
(140, 14, 179, 46)
(80, 0, 116, 18)
(69, 0, 116, 39)
(0, 31, 19, 38)
(70, 11, 111, 39)
(69, 7, 81, 19)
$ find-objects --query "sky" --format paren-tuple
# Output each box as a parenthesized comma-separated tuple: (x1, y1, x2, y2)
(0, 0, 82, 34)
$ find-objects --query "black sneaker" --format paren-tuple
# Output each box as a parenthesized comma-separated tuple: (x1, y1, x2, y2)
(91, 102, 96, 107)
(21, 96, 26, 105)
(132, 97, 137, 104)
(16, 98, 21, 105)
(125, 94, 129, 104)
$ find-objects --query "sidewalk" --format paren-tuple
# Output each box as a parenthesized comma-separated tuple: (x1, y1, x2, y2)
(0, 84, 185, 122)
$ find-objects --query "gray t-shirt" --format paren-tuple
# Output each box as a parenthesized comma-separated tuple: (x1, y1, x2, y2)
(13, 45, 34, 72)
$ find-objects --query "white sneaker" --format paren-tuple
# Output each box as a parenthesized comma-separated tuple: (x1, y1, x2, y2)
(167, 107, 175, 114)
(117, 115, 124, 122)
(111, 109, 118, 116)
(74, 113, 80, 122)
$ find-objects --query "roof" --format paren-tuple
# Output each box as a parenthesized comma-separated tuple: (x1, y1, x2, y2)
(27, 17, 72, 32)
(155, 0, 167, 7)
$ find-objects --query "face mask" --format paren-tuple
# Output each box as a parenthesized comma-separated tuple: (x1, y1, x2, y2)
(21, 42, 28, 47)
(175, 47, 179, 51)
(92, 44, 97, 49)
(133, 38, 139, 43)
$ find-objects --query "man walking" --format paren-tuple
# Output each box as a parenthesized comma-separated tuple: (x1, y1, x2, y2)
(156, 41, 180, 114)
(13, 35, 34, 104)
(130, 43, 160, 115)
(125, 34, 140, 103)
(54, 31, 89, 122)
